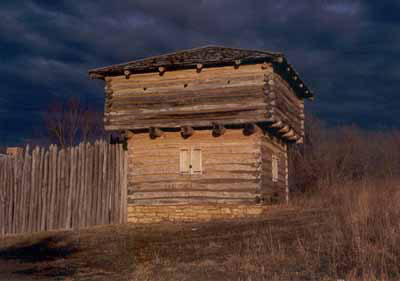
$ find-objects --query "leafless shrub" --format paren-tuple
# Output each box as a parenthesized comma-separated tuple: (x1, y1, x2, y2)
(43, 97, 107, 147)
(290, 114, 400, 193)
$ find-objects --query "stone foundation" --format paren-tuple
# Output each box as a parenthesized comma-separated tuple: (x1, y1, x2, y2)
(127, 204, 266, 224)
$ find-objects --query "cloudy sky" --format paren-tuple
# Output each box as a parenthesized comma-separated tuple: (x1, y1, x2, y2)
(1, 0, 399, 145)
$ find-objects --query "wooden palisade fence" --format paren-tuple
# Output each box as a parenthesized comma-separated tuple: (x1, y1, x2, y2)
(0, 141, 127, 236)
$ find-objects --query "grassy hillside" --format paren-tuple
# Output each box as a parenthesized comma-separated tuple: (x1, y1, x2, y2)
(0, 179, 399, 281)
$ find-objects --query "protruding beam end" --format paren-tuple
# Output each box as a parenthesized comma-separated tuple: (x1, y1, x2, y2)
(181, 126, 194, 139)
(158, 66, 166, 75)
(243, 123, 258, 136)
(124, 70, 131, 79)
(212, 123, 226, 137)
(149, 127, 163, 139)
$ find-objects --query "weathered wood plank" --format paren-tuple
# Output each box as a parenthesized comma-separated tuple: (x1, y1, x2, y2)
(55, 148, 62, 230)
(92, 142, 100, 225)
(0, 159, 4, 235)
(78, 143, 86, 228)
(65, 147, 73, 229)
(74, 143, 83, 230)
(110, 69, 267, 86)
(36, 147, 44, 232)
(49, 145, 57, 230)
(122, 147, 128, 223)
(111, 76, 265, 94)
(105, 117, 268, 130)
(110, 64, 271, 83)
(41, 151, 48, 231)
(128, 182, 260, 192)
(101, 141, 108, 225)
(4, 158, 10, 234)
(128, 191, 259, 200)
(128, 197, 257, 206)
(83, 143, 91, 227)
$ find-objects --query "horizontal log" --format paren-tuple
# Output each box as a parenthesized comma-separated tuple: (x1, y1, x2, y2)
(106, 112, 267, 127)
(129, 166, 179, 176)
(128, 190, 258, 200)
(108, 100, 267, 116)
(275, 98, 302, 128)
(128, 159, 179, 167)
(107, 111, 268, 127)
(111, 74, 266, 93)
(272, 74, 303, 108)
(109, 84, 264, 104)
(108, 95, 265, 114)
(129, 156, 261, 168)
(275, 90, 302, 119)
(105, 117, 268, 130)
(110, 64, 272, 84)
(128, 181, 260, 192)
(205, 162, 260, 169)
(130, 178, 261, 185)
(128, 138, 260, 148)
(272, 108, 301, 136)
(204, 156, 261, 165)
(128, 172, 261, 182)
(129, 143, 260, 152)
(128, 197, 257, 206)
(127, 128, 262, 141)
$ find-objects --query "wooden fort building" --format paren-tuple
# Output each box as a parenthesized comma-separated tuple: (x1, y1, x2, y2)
(89, 46, 314, 223)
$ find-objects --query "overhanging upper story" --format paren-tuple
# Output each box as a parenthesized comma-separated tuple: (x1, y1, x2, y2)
(89, 46, 314, 143)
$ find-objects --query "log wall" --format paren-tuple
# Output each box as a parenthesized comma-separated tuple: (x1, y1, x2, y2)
(260, 133, 288, 203)
(104, 64, 273, 130)
(127, 129, 263, 206)
(265, 73, 304, 138)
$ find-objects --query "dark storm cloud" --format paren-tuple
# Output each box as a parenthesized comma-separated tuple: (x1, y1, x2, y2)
(0, 0, 399, 145)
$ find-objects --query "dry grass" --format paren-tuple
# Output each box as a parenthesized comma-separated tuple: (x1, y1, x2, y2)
(0, 179, 399, 280)
(129, 179, 400, 281)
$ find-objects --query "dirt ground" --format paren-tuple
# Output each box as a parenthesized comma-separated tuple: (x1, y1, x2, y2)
(0, 206, 326, 281)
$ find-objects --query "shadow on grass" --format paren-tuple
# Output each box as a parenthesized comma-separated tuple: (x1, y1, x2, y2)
(0, 235, 79, 263)
(0, 235, 81, 278)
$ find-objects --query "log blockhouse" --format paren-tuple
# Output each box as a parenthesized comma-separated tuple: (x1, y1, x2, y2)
(89, 46, 314, 223)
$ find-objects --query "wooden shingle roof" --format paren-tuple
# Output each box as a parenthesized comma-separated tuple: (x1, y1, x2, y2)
(89, 45, 314, 99)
